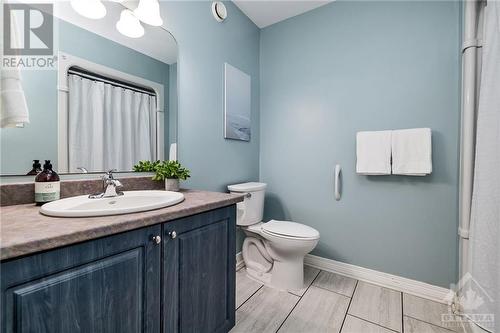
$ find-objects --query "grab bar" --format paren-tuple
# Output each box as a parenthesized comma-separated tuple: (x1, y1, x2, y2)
(335, 164, 341, 201)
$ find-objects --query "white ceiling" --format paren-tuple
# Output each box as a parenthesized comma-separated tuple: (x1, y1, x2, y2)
(233, 1, 332, 28)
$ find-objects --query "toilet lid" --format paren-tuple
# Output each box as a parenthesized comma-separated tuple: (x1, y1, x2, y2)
(228, 182, 267, 192)
(261, 220, 320, 239)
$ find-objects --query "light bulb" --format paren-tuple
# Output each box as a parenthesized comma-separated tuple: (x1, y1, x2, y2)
(116, 9, 145, 38)
(70, 0, 106, 19)
(134, 0, 163, 26)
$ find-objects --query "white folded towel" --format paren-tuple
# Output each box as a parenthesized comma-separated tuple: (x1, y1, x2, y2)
(391, 128, 432, 176)
(356, 130, 392, 175)
(0, 69, 30, 128)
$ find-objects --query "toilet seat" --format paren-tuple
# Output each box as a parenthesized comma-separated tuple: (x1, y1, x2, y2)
(261, 220, 320, 240)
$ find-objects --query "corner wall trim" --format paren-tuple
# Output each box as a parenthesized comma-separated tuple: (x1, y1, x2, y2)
(304, 254, 452, 304)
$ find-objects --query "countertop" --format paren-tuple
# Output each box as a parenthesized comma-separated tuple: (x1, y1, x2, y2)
(0, 189, 243, 261)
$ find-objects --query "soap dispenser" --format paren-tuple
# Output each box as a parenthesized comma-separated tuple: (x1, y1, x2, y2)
(26, 160, 42, 175)
(35, 160, 60, 205)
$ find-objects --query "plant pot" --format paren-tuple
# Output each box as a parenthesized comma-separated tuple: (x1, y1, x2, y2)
(165, 178, 180, 192)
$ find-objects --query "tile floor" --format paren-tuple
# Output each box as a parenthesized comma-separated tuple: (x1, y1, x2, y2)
(231, 266, 486, 333)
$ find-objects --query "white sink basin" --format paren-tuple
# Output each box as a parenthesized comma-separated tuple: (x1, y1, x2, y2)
(40, 191, 185, 217)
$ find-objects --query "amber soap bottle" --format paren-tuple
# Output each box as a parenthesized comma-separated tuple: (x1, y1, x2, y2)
(26, 160, 42, 176)
(35, 160, 60, 206)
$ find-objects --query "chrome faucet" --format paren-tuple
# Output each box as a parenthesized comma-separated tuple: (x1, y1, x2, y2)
(89, 170, 124, 199)
(77, 167, 88, 173)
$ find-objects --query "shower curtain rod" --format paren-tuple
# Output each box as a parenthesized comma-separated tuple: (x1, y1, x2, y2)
(458, 0, 484, 291)
(68, 67, 157, 97)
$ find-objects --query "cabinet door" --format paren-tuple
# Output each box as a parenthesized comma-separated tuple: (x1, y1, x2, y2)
(1, 225, 161, 333)
(163, 206, 236, 333)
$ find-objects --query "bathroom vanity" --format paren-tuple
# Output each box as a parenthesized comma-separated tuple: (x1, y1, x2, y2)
(0, 189, 242, 333)
(1, 2, 239, 332)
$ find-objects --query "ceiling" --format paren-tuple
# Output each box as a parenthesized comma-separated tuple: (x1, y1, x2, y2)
(232, 1, 332, 28)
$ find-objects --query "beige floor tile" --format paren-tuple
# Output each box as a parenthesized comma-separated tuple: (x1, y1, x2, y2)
(232, 287, 300, 333)
(289, 265, 321, 297)
(236, 269, 263, 309)
(313, 271, 358, 297)
(342, 315, 397, 333)
(447, 315, 493, 333)
(348, 282, 402, 332)
(279, 286, 350, 333)
(404, 316, 456, 333)
(403, 293, 455, 330)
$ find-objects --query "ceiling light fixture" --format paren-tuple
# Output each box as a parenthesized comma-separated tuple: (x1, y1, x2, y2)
(134, 0, 163, 26)
(116, 9, 145, 38)
(70, 0, 107, 20)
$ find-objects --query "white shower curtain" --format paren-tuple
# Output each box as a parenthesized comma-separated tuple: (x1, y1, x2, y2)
(68, 74, 157, 172)
(468, 1, 500, 332)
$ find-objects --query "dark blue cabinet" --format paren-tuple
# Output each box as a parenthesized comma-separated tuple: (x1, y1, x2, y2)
(163, 206, 236, 333)
(1, 225, 161, 333)
(1, 205, 236, 333)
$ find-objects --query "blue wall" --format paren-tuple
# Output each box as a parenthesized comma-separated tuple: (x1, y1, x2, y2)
(0, 18, 170, 174)
(1, 1, 461, 287)
(160, 1, 261, 193)
(0, 70, 57, 174)
(260, 1, 461, 287)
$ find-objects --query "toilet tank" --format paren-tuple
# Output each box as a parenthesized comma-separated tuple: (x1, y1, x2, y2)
(227, 182, 267, 226)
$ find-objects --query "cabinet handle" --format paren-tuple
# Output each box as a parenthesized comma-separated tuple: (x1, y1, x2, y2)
(152, 235, 161, 244)
(169, 231, 177, 239)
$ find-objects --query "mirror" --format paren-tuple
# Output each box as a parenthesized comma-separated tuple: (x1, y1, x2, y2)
(0, 1, 178, 176)
(224, 63, 251, 142)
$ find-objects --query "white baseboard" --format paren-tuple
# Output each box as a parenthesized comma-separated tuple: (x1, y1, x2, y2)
(235, 252, 452, 304)
(304, 254, 453, 305)
(236, 252, 245, 271)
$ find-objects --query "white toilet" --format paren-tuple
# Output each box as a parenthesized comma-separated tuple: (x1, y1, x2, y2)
(228, 182, 320, 291)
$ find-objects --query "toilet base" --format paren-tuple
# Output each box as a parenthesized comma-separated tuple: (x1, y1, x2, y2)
(241, 231, 316, 292)
(246, 266, 272, 286)
(270, 258, 305, 291)
(244, 257, 306, 292)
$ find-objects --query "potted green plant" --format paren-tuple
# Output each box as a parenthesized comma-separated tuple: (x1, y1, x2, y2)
(133, 160, 190, 192)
